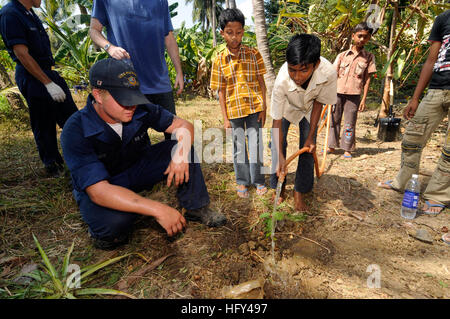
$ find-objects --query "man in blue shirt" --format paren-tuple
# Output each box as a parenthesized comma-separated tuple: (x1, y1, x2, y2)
(0, 0, 78, 176)
(89, 0, 183, 140)
(61, 59, 226, 250)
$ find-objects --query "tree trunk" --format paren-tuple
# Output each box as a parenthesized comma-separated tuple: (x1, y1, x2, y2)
(0, 63, 12, 89)
(252, 0, 276, 108)
(379, 3, 398, 118)
(212, 0, 217, 47)
(5, 91, 27, 110)
(0, 64, 26, 111)
(78, 5, 88, 16)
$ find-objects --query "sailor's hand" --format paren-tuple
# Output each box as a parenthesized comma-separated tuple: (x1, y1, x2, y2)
(154, 205, 186, 236)
(164, 160, 189, 187)
(45, 82, 66, 102)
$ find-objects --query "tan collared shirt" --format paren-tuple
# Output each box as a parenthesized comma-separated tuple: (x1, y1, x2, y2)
(270, 57, 337, 125)
(334, 48, 376, 95)
(210, 45, 266, 119)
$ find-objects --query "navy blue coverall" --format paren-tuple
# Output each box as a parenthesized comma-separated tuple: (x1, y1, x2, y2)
(0, 0, 77, 169)
(61, 96, 210, 241)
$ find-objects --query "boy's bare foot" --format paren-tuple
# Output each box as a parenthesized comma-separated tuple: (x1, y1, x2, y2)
(321, 147, 335, 155)
(236, 184, 249, 198)
(294, 191, 309, 212)
(343, 151, 352, 159)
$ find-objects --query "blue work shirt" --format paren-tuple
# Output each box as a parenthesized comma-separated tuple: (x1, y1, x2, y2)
(92, 0, 174, 94)
(0, 0, 54, 69)
(61, 95, 174, 193)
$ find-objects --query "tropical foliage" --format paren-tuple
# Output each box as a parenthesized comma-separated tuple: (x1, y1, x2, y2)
(2, 235, 141, 299)
(0, 0, 446, 106)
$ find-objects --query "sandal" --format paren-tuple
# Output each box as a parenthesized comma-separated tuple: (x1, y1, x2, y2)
(236, 185, 249, 198)
(420, 200, 446, 216)
(343, 152, 352, 159)
(320, 148, 335, 155)
(377, 180, 400, 191)
(256, 184, 268, 196)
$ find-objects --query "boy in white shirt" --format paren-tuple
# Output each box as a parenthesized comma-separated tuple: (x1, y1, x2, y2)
(270, 34, 337, 211)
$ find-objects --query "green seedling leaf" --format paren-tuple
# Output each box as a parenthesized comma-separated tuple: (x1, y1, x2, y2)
(259, 212, 270, 219)
(274, 211, 284, 221)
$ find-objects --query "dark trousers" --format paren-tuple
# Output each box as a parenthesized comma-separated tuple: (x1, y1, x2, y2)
(270, 117, 316, 194)
(328, 94, 360, 152)
(145, 91, 176, 140)
(15, 69, 77, 167)
(73, 140, 210, 241)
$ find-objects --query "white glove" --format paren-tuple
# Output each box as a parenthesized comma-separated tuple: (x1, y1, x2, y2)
(45, 82, 66, 103)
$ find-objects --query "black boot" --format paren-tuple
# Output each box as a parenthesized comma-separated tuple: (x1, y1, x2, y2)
(185, 206, 227, 227)
(45, 162, 64, 177)
(91, 233, 129, 251)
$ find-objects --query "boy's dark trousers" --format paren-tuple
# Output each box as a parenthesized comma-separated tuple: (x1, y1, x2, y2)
(270, 117, 316, 193)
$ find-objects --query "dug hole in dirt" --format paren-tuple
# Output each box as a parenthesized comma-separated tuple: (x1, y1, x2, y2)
(134, 100, 449, 299)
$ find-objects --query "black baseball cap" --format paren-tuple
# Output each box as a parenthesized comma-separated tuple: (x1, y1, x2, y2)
(89, 58, 149, 106)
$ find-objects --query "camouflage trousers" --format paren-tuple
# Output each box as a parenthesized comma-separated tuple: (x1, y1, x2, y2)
(392, 89, 450, 205)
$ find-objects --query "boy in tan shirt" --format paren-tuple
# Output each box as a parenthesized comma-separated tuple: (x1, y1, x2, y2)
(328, 22, 377, 158)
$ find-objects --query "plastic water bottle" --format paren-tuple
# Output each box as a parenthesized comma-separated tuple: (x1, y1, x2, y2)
(400, 174, 420, 219)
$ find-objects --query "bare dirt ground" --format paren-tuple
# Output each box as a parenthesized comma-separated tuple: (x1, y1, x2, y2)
(0, 94, 448, 299)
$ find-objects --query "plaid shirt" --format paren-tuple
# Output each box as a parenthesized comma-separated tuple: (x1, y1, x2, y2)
(210, 45, 266, 119)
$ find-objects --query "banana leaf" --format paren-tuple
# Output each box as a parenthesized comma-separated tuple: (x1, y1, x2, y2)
(394, 49, 406, 80)
(380, 49, 400, 77)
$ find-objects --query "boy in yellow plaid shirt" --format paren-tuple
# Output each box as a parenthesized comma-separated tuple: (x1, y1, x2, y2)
(210, 8, 267, 198)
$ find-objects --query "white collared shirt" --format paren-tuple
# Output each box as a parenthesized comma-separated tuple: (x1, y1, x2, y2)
(270, 57, 337, 125)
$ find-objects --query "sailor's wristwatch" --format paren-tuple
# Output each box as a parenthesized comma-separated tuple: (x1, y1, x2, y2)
(103, 43, 111, 51)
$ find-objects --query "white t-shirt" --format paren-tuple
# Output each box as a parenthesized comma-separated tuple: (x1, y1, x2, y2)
(270, 57, 337, 125)
(107, 122, 123, 139)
